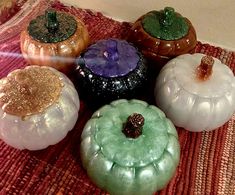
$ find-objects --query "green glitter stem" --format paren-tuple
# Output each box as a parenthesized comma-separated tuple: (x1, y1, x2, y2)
(45, 9, 59, 33)
(159, 7, 175, 27)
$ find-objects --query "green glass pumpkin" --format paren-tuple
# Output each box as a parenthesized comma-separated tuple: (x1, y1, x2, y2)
(80, 99, 180, 195)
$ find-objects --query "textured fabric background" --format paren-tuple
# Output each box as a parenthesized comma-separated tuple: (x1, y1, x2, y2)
(0, 1, 234, 194)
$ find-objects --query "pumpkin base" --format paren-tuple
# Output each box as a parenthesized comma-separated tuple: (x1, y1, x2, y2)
(74, 74, 148, 110)
(144, 46, 197, 73)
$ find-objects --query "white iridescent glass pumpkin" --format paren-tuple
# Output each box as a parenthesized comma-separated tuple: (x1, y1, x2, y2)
(155, 53, 235, 132)
(0, 66, 80, 150)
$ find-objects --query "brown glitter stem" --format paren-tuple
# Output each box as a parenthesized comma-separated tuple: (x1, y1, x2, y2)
(196, 55, 214, 81)
(122, 113, 144, 138)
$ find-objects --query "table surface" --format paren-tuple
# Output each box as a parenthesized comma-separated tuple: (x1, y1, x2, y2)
(0, 1, 235, 195)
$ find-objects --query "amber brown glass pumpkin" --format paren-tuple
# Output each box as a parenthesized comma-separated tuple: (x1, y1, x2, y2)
(20, 9, 89, 74)
(127, 7, 197, 67)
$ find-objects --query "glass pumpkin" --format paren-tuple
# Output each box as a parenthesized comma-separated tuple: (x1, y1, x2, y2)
(127, 7, 197, 67)
(0, 66, 80, 150)
(20, 9, 89, 74)
(155, 53, 235, 132)
(80, 99, 180, 195)
(75, 39, 147, 105)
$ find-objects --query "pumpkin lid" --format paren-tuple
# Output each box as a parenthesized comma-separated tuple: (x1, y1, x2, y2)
(81, 39, 140, 78)
(142, 7, 189, 40)
(0, 66, 63, 117)
(27, 9, 77, 43)
(171, 53, 234, 98)
(82, 99, 179, 167)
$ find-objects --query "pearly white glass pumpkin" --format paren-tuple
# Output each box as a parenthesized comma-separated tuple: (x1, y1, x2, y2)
(155, 53, 235, 132)
(0, 66, 80, 150)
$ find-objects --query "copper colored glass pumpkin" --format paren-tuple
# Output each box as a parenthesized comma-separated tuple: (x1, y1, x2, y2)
(127, 7, 197, 67)
(20, 9, 89, 74)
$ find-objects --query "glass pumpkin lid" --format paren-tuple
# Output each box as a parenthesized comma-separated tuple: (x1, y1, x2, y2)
(81, 39, 140, 78)
(172, 54, 234, 98)
(142, 7, 189, 40)
(82, 99, 179, 167)
(0, 66, 63, 117)
(27, 9, 77, 43)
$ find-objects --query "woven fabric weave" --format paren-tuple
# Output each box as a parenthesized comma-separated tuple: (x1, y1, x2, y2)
(0, 1, 234, 194)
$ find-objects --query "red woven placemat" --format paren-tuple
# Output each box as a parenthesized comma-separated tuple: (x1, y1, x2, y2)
(0, 1, 235, 194)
